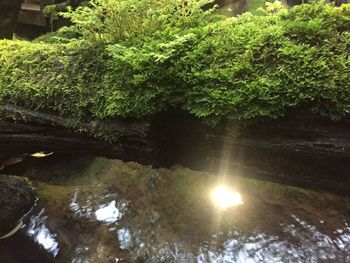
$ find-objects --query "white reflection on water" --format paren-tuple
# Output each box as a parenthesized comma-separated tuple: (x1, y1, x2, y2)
(69, 189, 128, 224)
(197, 232, 299, 263)
(96, 201, 122, 223)
(71, 246, 89, 263)
(117, 228, 132, 250)
(196, 215, 350, 263)
(26, 209, 59, 257)
(282, 215, 350, 262)
(149, 242, 194, 263)
(27, 188, 350, 263)
(70, 190, 93, 219)
(336, 222, 350, 254)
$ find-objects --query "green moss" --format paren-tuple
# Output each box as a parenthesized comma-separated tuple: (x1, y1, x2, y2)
(247, 0, 268, 13)
(0, 3, 350, 140)
(33, 30, 79, 44)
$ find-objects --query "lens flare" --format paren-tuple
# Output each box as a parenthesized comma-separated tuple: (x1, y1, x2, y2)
(211, 186, 243, 210)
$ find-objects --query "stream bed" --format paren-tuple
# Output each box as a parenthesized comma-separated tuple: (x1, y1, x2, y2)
(1, 156, 350, 262)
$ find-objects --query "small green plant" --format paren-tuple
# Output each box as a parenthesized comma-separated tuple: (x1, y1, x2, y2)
(59, 0, 218, 44)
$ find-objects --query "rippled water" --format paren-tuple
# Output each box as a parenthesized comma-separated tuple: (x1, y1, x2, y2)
(25, 208, 350, 262)
(5, 157, 350, 262)
(27, 209, 59, 257)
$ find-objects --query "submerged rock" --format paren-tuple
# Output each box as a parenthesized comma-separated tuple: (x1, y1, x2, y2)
(0, 174, 36, 237)
(7, 156, 350, 262)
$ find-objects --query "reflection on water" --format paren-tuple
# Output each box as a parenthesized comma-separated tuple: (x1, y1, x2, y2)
(23, 208, 350, 263)
(197, 218, 350, 263)
(71, 246, 90, 263)
(11, 158, 350, 262)
(70, 190, 92, 219)
(211, 186, 243, 210)
(69, 189, 128, 224)
(118, 228, 132, 250)
(26, 209, 59, 257)
(95, 200, 127, 224)
(283, 215, 350, 262)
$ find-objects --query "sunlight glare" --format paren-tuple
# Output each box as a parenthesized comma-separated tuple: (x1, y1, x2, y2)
(211, 186, 243, 210)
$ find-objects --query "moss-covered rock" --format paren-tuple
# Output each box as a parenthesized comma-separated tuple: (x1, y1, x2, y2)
(0, 3, 350, 135)
(0, 174, 36, 236)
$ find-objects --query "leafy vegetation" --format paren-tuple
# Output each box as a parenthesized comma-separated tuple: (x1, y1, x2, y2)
(60, 0, 218, 44)
(0, 2, 350, 135)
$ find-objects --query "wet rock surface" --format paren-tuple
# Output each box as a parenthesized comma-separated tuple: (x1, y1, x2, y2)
(3, 156, 350, 262)
(0, 174, 35, 236)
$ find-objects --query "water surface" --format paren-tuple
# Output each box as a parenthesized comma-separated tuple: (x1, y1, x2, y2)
(5, 156, 350, 262)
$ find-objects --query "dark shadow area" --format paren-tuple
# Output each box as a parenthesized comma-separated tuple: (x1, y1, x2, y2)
(0, 230, 53, 263)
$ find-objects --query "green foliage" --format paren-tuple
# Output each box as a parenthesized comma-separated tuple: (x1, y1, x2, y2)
(248, 0, 270, 14)
(33, 28, 79, 44)
(175, 7, 350, 121)
(0, 2, 350, 137)
(60, 0, 218, 44)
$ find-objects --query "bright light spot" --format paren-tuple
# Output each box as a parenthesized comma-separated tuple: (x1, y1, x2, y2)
(30, 151, 54, 158)
(95, 200, 121, 223)
(211, 186, 243, 210)
(27, 209, 59, 257)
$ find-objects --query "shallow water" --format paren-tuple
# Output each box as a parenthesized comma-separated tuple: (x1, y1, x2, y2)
(3, 156, 350, 262)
